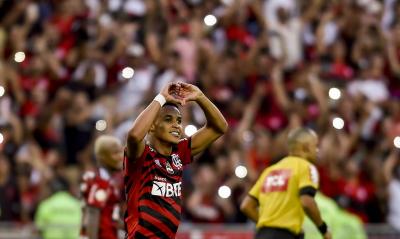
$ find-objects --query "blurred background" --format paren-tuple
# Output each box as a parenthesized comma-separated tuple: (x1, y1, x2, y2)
(0, 0, 400, 238)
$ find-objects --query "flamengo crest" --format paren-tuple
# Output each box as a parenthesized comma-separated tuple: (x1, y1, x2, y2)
(171, 154, 182, 169)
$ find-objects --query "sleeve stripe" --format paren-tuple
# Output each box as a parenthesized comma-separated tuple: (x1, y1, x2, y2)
(299, 186, 317, 197)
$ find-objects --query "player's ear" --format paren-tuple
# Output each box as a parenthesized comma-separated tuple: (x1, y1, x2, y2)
(301, 143, 309, 153)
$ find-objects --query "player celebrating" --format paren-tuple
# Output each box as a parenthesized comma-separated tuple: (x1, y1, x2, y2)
(240, 128, 332, 239)
(80, 135, 124, 239)
(124, 82, 228, 238)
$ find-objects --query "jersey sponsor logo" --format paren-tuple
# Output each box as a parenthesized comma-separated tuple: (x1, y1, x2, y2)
(309, 165, 319, 185)
(263, 169, 292, 193)
(171, 154, 182, 170)
(88, 184, 108, 205)
(151, 181, 182, 197)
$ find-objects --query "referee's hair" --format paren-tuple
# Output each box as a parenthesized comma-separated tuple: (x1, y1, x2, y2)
(287, 128, 316, 150)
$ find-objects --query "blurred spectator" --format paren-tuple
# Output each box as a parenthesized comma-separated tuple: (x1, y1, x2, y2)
(185, 163, 234, 223)
(384, 150, 400, 231)
(0, 154, 21, 221)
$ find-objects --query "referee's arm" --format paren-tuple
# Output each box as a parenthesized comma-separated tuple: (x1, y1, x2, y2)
(300, 192, 323, 226)
(299, 163, 332, 239)
(300, 190, 332, 239)
(240, 195, 259, 222)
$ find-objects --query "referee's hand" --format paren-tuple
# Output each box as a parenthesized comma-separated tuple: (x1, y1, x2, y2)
(323, 231, 332, 239)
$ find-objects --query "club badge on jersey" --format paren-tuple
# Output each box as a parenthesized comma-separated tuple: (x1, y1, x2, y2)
(171, 154, 182, 170)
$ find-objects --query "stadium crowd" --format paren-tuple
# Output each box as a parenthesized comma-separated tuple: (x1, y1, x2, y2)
(0, 0, 400, 232)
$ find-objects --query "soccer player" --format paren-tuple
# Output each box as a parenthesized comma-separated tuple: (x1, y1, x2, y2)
(240, 128, 332, 239)
(80, 135, 124, 239)
(124, 82, 228, 238)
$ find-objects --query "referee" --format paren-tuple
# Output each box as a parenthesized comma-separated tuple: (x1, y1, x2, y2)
(240, 128, 332, 239)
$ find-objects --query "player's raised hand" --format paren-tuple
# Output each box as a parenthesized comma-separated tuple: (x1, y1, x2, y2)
(175, 82, 204, 105)
(160, 82, 184, 105)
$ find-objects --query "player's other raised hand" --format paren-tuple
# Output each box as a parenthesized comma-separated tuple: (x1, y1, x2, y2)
(174, 82, 204, 105)
(160, 82, 185, 105)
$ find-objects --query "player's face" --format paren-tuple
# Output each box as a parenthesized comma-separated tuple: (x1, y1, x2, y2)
(153, 106, 183, 145)
(102, 141, 124, 170)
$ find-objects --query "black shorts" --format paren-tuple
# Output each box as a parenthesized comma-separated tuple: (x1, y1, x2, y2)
(255, 227, 304, 239)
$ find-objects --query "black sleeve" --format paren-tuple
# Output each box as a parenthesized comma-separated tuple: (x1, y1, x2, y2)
(299, 186, 317, 197)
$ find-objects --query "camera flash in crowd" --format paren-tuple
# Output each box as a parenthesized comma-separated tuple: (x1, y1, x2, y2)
(218, 185, 231, 199)
(0, 133, 4, 145)
(0, 86, 5, 98)
(121, 67, 135, 79)
(221, 0, 234, 6)
(394, 136, 400, 149)
(184, 125, 198, 137)
(329, 87, 341, 100)
(95, 120, 107, 132)
(332, 117, 345, 130)
(14, 52, 26, 63)
(204, 14, 217, 27)
(242, 130, 254, 142)
(235, 165, 248, 179)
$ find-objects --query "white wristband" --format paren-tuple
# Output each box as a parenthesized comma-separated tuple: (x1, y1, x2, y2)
(154, 94, 166, 106)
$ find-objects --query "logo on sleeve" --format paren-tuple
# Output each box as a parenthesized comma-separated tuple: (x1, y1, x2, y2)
(309, 165, 319, 185)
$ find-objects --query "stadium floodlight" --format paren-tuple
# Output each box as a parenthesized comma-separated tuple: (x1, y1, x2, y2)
(329, 87, 341, 100)
(184, 125, 197, 137)
(394, 136, 400, 149)
(95, 120, 107, 131)
(121, 67, 135, 79)
(332, 117, 344, 130)
(14, 52, 25, 63)
(235, 165, 248, 179)
(0, 86, 5, 97)
(218, 185, 231, 199)
(0, 133, 3, 144)
(204, 14, 217, 27)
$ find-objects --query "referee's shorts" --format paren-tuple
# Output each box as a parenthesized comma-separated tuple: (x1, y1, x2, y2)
(255, 227, 304, 239)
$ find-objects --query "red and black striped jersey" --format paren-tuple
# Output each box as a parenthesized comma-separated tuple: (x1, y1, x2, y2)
(124, 138, 192, 239)
(80, 169, 122, 239)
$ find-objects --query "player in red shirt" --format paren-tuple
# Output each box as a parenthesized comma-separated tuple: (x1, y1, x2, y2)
(80, 135, 124, 239)
(124, 82, 228, 238)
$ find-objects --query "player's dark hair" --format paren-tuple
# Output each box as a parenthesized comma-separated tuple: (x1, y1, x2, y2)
(162, 102, 181, 110)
